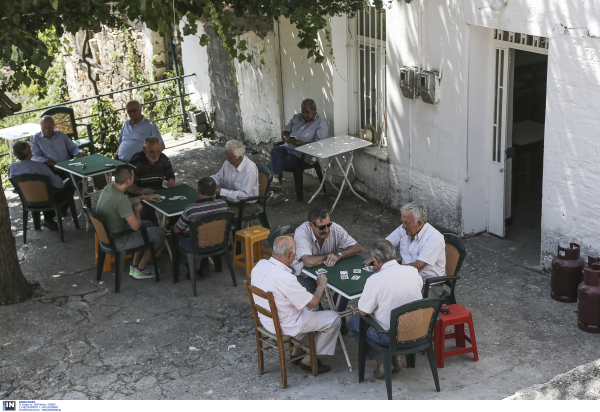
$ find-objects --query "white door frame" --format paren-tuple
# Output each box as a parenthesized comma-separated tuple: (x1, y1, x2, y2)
(489, 46, 510, 237)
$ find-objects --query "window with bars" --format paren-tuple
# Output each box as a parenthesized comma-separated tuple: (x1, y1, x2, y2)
(493, 29, 549, 50)
(354, 6, 386, 144)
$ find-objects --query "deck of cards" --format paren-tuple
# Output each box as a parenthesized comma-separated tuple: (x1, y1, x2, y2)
(168, 196, 187, 201)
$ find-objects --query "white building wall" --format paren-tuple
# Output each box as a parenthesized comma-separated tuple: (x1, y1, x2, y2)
(180, 20, 212, 115)
(233, 30, 282, 148)
(465, 1, 600, 266)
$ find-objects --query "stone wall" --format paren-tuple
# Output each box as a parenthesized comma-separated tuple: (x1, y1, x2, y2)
(62, 22, 167, 119)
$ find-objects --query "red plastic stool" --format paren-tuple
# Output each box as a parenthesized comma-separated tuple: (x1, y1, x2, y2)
(434, 304, 479, 368)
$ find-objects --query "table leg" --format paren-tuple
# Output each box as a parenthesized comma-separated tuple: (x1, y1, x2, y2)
(336, 151, 367, 203)
(307, 158, 332, 204)
(324, 288, 353, 371)
(69, 172, 89, 231)
(155, 210, 172, 260)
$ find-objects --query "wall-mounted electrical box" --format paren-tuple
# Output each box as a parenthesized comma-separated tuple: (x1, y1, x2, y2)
(419, 70, 439, 104)
(399, 66, 419, 99)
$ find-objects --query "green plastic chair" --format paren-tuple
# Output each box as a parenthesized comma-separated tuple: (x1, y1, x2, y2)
(171, 211, 237, 297)
(423, 233, 467, 305)
(358, 298, 444, 400)
(10, 174, 79, 243)
(83, 206, 159, 293)
(41, 106, 95, 154)
(267, 222, 301, 248)
(235, 164, 272, 231)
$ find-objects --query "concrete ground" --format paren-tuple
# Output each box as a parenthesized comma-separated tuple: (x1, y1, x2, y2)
(1, 133, 599, 400)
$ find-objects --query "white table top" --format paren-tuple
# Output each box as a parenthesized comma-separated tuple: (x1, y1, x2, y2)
(296, 135, 373, 159)
(512, 120, 544, 146)
(0, 123, 41, 141)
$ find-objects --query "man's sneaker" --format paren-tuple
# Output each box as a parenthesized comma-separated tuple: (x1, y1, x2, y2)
(129, 265, 137, 277)
(132, 266, 158, 279)
(266, 192, 283, 206)
(141, 265, 161, 276)
(270, 178, 282, 191)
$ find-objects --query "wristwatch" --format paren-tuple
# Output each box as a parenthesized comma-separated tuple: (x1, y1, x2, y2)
(337, 252, 343, 259)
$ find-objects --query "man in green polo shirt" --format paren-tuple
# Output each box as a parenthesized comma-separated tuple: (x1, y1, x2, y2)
(96, 164, 166, 279)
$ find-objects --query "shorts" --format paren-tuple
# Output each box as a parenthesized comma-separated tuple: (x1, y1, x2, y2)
(101, 220, 163, 252)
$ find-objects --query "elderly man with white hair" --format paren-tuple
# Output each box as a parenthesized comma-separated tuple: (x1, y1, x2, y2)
(366, 202, 446, 298)
(251, 236, 341, 374)
(210, 140, 260, 216)
(117, 100, 164, 162)
(31, 115, 86, 171)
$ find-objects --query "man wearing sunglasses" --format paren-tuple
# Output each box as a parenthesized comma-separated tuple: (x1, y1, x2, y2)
(292, 206, 362, 334)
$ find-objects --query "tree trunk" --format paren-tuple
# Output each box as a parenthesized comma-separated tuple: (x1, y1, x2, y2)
(0, 182, 33, 305)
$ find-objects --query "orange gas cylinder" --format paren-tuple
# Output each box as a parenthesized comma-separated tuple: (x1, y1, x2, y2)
(551, 243, 584, 303)
(577, 263, 600, 333)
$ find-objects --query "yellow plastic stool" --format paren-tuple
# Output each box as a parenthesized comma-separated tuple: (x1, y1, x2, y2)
(233, 226, 272, 277)
(95, 233, 132, 272)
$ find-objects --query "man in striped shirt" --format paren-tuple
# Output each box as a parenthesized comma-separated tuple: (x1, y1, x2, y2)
(127, 136, 175, 223)
(173, 177, 229, 278)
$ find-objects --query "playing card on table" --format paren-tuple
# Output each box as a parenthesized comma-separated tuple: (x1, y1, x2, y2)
(340, 270, 348, 275)
(169, 197, 177, 201)
(363, 266, 373, 272)
(351, 275, 361, 280)
(340, 274, 349, 280)
(179, 196, 187, 200)
(353, 269, 361, 274)
(159, 196, 166, 199)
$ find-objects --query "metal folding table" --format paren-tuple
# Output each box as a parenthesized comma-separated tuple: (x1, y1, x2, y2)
(295, 135, 372, 213)
(0, 123, 41, 163)
(55, 154, 125, 230)
(302, 254, 375, 371)
(142, 184, 199, 259)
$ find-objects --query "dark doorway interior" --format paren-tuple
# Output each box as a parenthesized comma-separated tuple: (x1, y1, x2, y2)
(506, 50, 548, 267)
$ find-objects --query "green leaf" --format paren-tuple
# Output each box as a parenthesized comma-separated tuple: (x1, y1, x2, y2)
(12, 14, 21, 25)
(49, 0, 58, 10)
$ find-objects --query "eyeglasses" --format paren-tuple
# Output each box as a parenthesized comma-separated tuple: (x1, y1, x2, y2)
(312, 221, 333, 231)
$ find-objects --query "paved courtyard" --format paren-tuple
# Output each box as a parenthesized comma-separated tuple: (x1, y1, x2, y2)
(1, 133, 599, 400)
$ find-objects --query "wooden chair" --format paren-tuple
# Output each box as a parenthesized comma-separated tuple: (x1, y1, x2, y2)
(423, 233, 467, 305)
(41, 106, 95, 154)
(358, 298, 444, 400)
(244, 281, 318, 388)
(10, 175, 79, 243)
(267, 223, 301, 249)
(171, 211, 237, 296)
(236, 164, 272, 231)
(274, 141, 326, 202)
(83, 206, 159, 293)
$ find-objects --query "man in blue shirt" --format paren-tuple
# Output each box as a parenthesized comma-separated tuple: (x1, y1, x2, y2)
(31, 115, 86, 171)
(9, 141, 73, 231)
(267, 98, 329, 205)
(117, 100, 164, 162)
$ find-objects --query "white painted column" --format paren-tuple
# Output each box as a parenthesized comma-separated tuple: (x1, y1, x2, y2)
(330, 15, 349, 136)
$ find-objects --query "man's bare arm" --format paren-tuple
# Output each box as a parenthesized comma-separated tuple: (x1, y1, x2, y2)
(359, 310, 368, 316)
(340, 243, 362, 259)
(301, 253, 335, 268)
(306, 274, 327, 309)
(407, 260, 427, 271)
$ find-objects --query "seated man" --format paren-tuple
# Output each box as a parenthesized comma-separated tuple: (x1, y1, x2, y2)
(267, 98, 329, 205)
(251, 236, 341, 373)
(210, 140, 259, 218)
(117, 100, 164, 162)
(366, 202, 446, 298)
(31, 115, 86, 182)
(172, 177, 229, 278)
(96, 164, 166, 279)
(8, 141, 72, 231)
(348, 240, 423, 379)
(292, 205, 362, 334)
(127, 136, 175, 223)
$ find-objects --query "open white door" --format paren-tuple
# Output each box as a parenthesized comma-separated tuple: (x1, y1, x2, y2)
(489, 47, 509, 237)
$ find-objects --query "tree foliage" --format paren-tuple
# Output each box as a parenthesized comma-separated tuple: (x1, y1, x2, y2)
(2, 0, 412, 92)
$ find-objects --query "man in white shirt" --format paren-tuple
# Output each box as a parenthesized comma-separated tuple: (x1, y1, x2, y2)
(251, 236, 341, 374)
(210, 140, 260, 217)
(292, 206, 362, 334)
(366, 202, 446, 298)
(348, 240, 423, 379)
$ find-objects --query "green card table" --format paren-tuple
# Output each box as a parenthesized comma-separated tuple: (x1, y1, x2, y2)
(55, 154, 125, 230)
(302, 254, 375, 371)
(142, 184, 199, 259)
